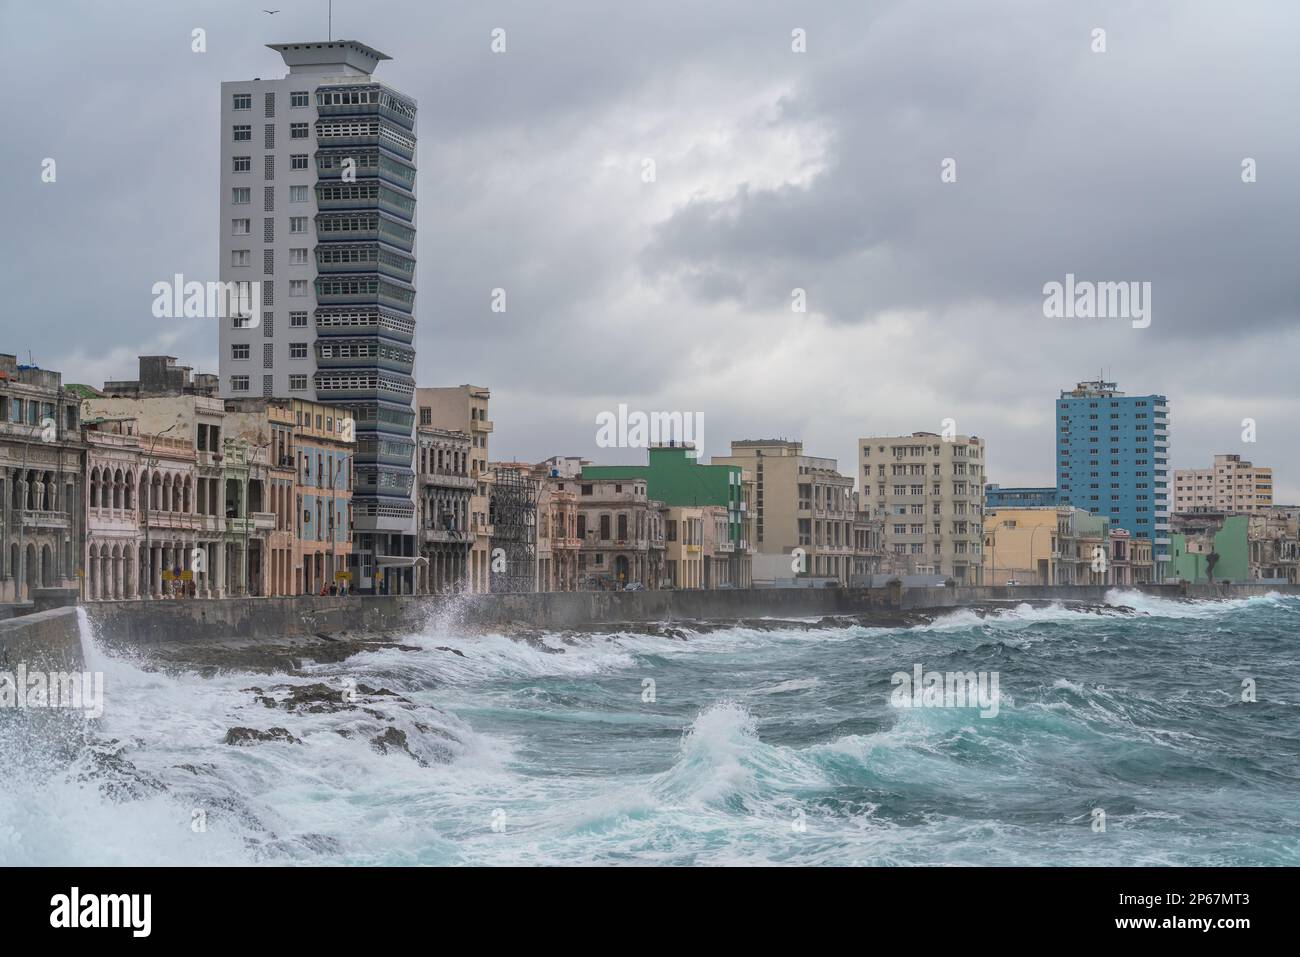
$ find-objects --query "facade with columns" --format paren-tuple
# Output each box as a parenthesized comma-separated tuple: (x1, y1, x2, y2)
(82, 415, 145, 601)
(1, 356, 84, 604)
(416, 425, 473, 593)
(223, 399, 299, 597)
(417, 386, 493, 592)
(77, 388, 281, 599)
(538, 473, 580, 592)
(573, 476, 667, 589)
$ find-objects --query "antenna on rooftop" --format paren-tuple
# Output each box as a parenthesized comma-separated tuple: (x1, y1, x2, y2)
(328, 0, 333, 41)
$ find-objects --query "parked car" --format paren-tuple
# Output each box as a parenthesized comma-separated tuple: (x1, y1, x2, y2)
(1005, 579, 1021, 586)
(623, 581, 645, 592)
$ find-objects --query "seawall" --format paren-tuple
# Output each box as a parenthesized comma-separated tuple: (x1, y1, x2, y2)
(82, 582, 1300, 647)
(3, 583, 1294, 667)
(0, 606, 84, 671)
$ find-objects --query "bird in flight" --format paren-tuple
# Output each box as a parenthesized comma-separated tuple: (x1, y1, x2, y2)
(263, 9, 280, 13)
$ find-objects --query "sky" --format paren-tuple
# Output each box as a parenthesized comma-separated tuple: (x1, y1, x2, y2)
(3, 0, 1298, 499)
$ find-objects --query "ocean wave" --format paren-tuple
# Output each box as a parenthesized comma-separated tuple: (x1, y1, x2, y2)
(4, 592, 1296, 866)
(1103, 589, 1292, 618)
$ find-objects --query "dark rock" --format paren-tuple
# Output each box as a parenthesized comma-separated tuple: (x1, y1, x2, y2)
(370, 726, 427, 765)
(223, 726, 301, 746)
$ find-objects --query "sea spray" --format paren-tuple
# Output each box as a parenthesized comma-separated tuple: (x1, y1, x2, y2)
(3, 595, 1298, 865)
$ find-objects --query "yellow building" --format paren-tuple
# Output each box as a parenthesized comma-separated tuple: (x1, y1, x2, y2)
(984, 507, 1060, 585)
(663, 504, 706, 589)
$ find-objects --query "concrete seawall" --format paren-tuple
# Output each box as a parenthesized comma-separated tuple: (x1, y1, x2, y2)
(0, 606, 84, 671)
(2, 583, 1294, 666)
(79, 582, 1300, 647)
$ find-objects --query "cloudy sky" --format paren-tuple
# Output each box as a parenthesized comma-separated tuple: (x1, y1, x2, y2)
(3, 1, 1298, 498)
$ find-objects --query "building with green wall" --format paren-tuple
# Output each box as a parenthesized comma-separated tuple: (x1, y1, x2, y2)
(581, 445, 746, 547)
(1170, 515, 1248, 582)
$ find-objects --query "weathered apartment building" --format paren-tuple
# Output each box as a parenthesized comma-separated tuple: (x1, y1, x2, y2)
(860, 432, 986, 584)
(415, 424, 473, 594)
(1169, 508, 1300, 584)
(0, 354, 84, 606)
(417, 386, 493, 592)
(583, 444, 754, 589)
(713, 439, 850, 585)
(78, 356, 352, 599)
(568, 474, 666, 589)
(983, 505, 1148, 586)
(1173, 454, 1273, 514)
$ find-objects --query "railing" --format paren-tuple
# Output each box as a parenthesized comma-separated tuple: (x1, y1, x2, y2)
(145, 511, 210, 531)
(19, 509, 70, 528)
(419, 473, 475, 489)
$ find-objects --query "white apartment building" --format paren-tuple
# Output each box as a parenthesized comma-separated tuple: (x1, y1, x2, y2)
(860, 432, 986, 583)
(1174, 454, 1274, 514)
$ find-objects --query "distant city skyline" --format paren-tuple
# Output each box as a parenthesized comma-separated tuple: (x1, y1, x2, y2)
(4, 1, 1297, 499)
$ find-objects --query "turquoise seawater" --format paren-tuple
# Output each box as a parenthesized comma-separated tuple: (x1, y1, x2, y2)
(1, 591, 1297, 865)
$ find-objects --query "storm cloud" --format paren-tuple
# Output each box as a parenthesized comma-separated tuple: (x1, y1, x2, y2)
(3, 0, 1297, 496)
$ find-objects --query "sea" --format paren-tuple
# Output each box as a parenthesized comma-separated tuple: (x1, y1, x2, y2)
(1, 591, 1296, 866)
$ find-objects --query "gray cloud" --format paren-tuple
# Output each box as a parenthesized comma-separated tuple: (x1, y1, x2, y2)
(2, 0, 1298, 497)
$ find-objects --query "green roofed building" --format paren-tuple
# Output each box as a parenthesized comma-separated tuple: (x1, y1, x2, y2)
(581, 444, 751, 585)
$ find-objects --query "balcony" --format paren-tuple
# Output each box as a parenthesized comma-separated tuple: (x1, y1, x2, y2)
(225, 512, 276, 535)
(313, 118, 416, 161)
(314, 274, 415, 312)
(422, 528, 469, 544)
(315, 90, 417, 133)
(419, 472, 475, 490)
(315, 213, 415, 253)
(314, 338, 415, 374)
(19, 509, 70, 530)
(315, 246, 415, 284)
(145, 511, 204, 531)
(314, 307, 415, 344)
(314, 183, 415, 224)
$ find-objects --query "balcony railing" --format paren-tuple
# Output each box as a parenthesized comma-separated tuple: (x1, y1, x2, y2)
(19, 509, 71, 529)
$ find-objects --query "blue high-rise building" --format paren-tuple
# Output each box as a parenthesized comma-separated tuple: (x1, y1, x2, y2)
(1055, 380, 1170, 578)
